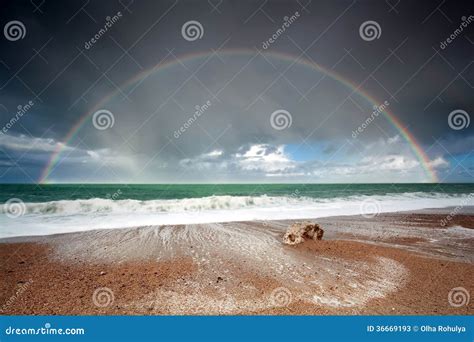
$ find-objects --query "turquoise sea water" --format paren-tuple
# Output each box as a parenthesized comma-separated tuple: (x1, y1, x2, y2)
(0, 183, 472, 203)
(0, 183, 472, 238)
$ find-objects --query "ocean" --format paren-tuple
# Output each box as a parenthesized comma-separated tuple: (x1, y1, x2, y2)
(0, 183, 472, 238)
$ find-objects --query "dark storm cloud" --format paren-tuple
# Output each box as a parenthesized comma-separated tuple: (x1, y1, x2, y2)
(0, 0, 472, 182)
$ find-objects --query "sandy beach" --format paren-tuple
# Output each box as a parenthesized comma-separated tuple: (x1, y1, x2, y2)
(1, 208, 473, 315)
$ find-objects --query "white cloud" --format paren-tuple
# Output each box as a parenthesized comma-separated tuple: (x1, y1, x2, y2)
(0, 133, 133, 168)
(234, 144, 296, 173)
(0, 133, 73, 153)
(428, 156, 449, 169)
(206, 150, 223, 157)
(179, 149, 227, 171)
(179, 144, 297, 175)
(177, 141, 447, 182)
(360, 155, 419, 171)
(387, 135, 400, 144)
(86, 150, 101, 160)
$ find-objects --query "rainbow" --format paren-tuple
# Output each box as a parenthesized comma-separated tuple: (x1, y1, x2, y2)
(39, 49, 438, 183)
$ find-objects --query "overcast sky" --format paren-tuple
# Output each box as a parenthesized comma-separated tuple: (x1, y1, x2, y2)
(0, 0, 472, 183)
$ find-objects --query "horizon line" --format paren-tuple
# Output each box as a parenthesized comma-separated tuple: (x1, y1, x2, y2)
(1, 182, 472, 185)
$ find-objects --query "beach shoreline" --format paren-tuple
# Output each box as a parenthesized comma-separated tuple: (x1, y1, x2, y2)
(1, 209, 473, 315)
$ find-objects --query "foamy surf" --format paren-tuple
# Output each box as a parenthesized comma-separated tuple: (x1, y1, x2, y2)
(0, 192, 472, 238)
(48, 222, 409, 314)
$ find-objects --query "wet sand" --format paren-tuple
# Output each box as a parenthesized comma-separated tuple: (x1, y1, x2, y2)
(1, 209, 473, 315)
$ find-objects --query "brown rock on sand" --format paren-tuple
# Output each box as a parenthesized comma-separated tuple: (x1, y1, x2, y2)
(283, 221, 324, 245)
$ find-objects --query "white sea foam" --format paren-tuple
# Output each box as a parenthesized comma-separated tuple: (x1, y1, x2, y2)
(0, 192, 471, 238)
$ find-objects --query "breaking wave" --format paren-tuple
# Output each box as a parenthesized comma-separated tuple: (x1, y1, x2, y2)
(1, 192, 470, 216)
(0, 192, 472, 238)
